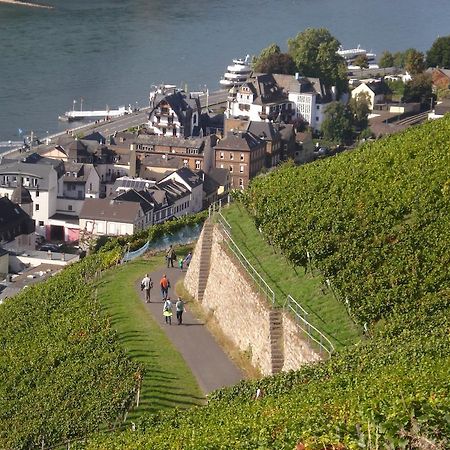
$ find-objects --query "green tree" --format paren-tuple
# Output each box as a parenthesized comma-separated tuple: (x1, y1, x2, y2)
(288, 28, 348, 94)
(402, 73, 433, 106)
(252, 44, 281, 70)
(349, 92, 371, 130)
(386, 79, 406, 99)
(354, 54, 369, 70)
(404, 49, 426, 75)
(393, 51, 406, 68)
(379, 50, 395, 68)
(255, 52, 296, 74)
(426, 35, 450, 68)
(321, 101, 353, 144)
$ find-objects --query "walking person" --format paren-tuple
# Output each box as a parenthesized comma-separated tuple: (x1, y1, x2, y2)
(141, 273, 153, 303)
(160, 274, 170, 300)
(166, 245, 176, 268)
(163, 297, 173, 325)
(175, 297, 185, 325)
(183, 251, 192, 268)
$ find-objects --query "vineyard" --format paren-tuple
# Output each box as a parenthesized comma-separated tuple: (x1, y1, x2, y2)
(0, 249, 139, 449)
(242, 116, 450, 327)
(0, 214, 207, 449)
(77, 117, 450, 448)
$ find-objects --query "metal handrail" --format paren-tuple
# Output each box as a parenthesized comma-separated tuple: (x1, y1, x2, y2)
(285, 295, 335, 357)
(217, 216, 275, 305)
(216, 212, 335, 358)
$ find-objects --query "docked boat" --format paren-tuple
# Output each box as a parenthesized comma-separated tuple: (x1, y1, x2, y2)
(219, 55, 252, 88)
(337, 45, 379, 69)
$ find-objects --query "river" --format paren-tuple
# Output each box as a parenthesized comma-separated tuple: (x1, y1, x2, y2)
(0, 0, 449, 143)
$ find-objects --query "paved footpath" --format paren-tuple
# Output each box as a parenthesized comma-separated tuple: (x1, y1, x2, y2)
(137, 266, 244, 394)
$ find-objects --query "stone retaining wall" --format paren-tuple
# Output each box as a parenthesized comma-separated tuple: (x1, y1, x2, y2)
(185, 222, 321, 375)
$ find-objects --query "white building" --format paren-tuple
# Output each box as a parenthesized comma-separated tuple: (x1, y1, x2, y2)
(148, 86, 202, 138)
(79, 198, 147, 237)
(159, 167, 203, 215)
(226, 73, 334, 131)
(226, 74, 293, 124)
(0, 159, 59, 238)
(273, 74, 334, 131)
(351, 80, 391, 110)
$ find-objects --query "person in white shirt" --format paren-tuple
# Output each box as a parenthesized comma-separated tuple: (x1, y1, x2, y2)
(141, 274, 153, 303)
(175, 297, 185, 325)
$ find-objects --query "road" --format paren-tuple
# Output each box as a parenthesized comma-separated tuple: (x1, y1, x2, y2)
(1, 89, 228, 158)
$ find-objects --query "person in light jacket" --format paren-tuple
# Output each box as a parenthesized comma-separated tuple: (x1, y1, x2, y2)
(163, 297, 173, 325)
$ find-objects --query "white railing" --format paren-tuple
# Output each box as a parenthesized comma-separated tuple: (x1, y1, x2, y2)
(217, 213, 275, 305)
(285, 294, 335, 358)
(216, 211, 335, 358)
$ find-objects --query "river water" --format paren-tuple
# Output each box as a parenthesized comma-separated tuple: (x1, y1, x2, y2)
(0, 0, 448, 142)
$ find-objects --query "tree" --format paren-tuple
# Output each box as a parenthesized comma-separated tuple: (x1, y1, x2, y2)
(379, 51, 395, 68)
(404, 49, 426, 75)
(349, 92, 371, 130)
(402, 73, 433, 106)
(320, 101, 353, 144)
(393, 51, 406, 68)
(427, 35, 450, 68)
(252, 44, 281, 70)
(354, 54, 369, 70)
(255, 52, 296, 74)
(288, 28, 348, 94)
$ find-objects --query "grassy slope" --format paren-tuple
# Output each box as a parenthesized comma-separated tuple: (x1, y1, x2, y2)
(222, 203, 361, 348)
(96, 256, 204, 419)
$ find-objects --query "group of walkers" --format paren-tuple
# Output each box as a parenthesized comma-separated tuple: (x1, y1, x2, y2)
(140, 245, 189, 325)
(166, 245, 192, 270)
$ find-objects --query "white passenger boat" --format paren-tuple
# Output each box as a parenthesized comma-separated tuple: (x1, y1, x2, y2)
(219, 55, 252, 88)
(337, 45, 379, 69)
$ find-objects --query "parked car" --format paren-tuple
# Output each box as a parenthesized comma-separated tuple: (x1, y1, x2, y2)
(39, 243, 61, 252)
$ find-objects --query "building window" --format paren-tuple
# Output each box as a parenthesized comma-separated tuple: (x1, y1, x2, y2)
(230, 153, 234, 160)
(229, 166, 233, 172)
(220, 164, 224, 169)
(38, 221, 44, 226)
(36, 190, 39, 197)
(316, 105, 320, 110)
(68, 205, 73, 211)
(195, 160, 201, 170)
(240, 165, 244, 173)
(183, 159, 188, 167)
(220, 152, 224, 159)
(239, 178, 244, 188)
(240, 153, 244, 161)
(316, 116, 319, 121)
(35, 204, 39, 211)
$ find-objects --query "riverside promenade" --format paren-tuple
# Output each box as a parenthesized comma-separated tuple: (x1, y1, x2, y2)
(137, 266, 244, 394)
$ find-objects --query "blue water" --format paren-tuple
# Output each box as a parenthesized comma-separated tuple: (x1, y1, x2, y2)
(0, 0, 448, 142)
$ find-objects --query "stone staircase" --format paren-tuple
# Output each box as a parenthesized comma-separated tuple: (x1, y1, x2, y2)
(197, 220, 214, 302)
(269, 309, 284, 374)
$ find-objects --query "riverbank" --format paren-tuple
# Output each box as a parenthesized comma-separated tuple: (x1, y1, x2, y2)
(0, 0, 53, 9)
